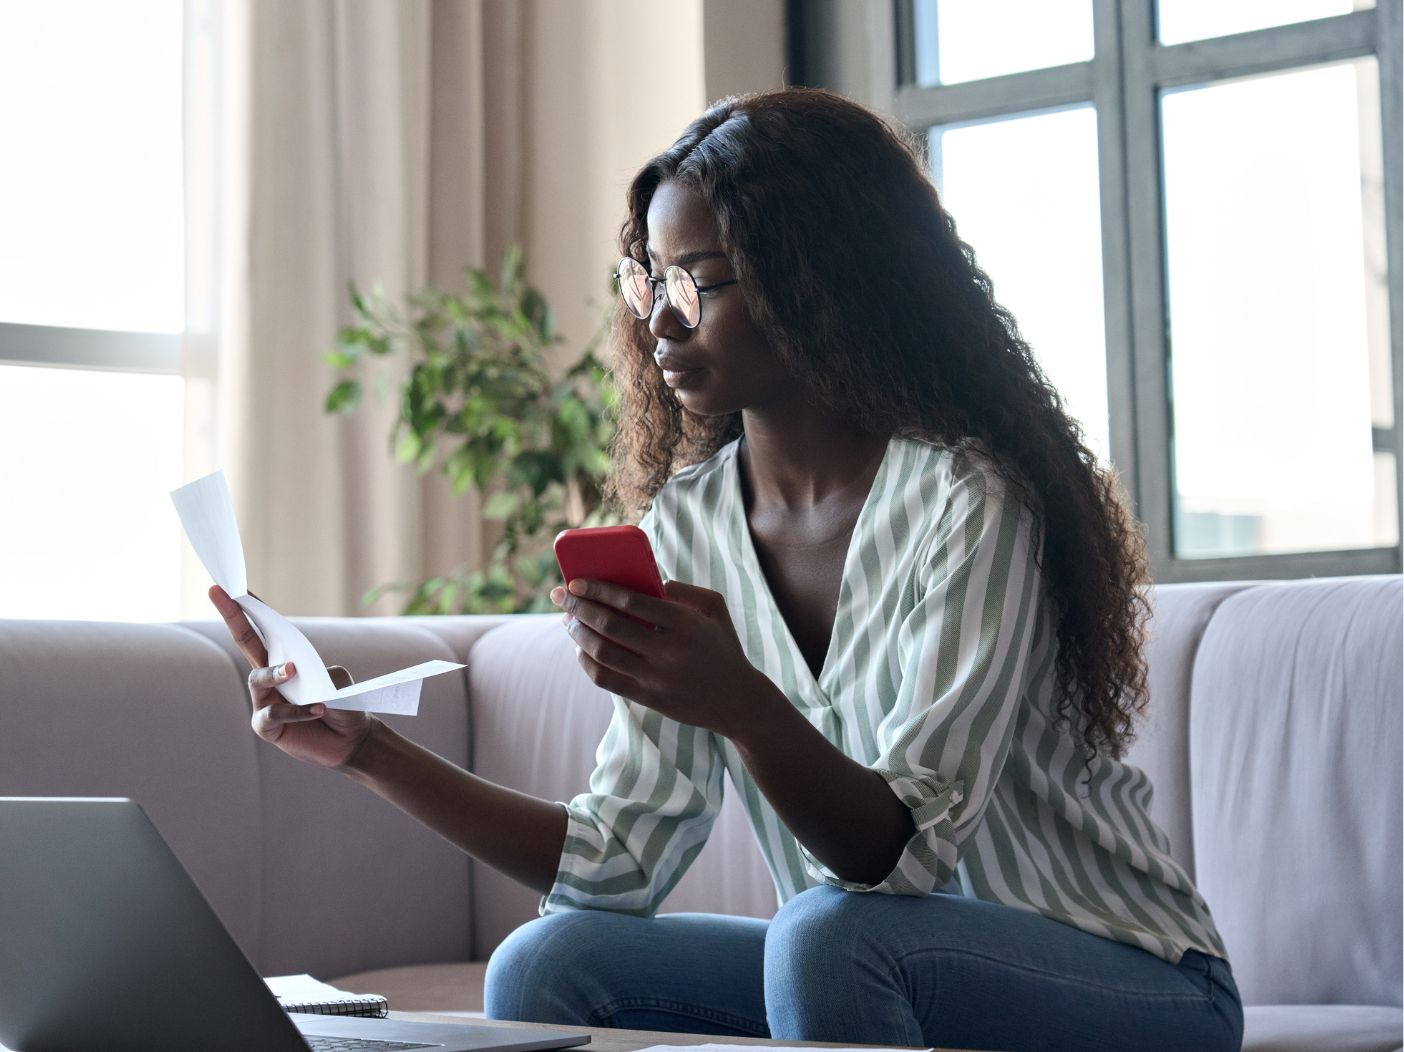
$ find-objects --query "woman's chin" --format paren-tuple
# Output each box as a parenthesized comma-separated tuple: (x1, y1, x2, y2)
(673, 389, 735, 418)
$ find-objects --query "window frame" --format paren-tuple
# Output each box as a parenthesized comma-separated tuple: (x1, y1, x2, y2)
(793, 0, 1403, 581)
(0, 0, 201, 385)
(0, 324, 181, 374)
(0, 0, 221, 621)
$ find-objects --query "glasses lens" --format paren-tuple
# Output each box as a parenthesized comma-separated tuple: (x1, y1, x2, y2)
(617, 258, 651, 319)
(664, 266, 700, 328)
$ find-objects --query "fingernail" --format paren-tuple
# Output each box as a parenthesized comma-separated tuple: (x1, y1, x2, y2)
(568, 580, 587, 596)
(550, 587, 565, 604)
(311, 704, 325, 715)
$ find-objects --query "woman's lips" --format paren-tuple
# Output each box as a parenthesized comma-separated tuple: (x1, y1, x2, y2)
(656, 353, 702, 389)
(662, 366, 702, 389)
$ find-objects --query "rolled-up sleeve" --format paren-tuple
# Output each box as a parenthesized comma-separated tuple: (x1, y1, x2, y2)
(542, 504, 727, 916)
(799, 464, 1045, 895)
(543, 697, 725, 915)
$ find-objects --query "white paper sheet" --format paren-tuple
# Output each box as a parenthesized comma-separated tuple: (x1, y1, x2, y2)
(171, 470, 463, 715)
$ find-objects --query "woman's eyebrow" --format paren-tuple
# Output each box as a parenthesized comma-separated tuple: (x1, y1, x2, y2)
(645, 245, 729, 267)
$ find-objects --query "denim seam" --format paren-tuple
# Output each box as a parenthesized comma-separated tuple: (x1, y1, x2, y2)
(1201, 966, 1242, 1049)
(887, 946, 1222, 1005)
(592, 996, 769, 1037)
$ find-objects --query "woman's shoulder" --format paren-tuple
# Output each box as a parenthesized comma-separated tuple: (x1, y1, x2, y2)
(891, 433, 1015, 506)
(641, 438, 739, 524)
(656, 438, 738, 498)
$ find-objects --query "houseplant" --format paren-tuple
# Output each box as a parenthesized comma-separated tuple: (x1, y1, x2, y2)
(325, 247, 618, 614)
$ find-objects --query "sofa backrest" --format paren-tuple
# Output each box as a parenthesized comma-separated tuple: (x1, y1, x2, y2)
(0, 616, 495, 979)
(1185, 575, 1402, 1007)
(2, 574, 1398, 1006)
(1124, 581, 1257, 879)
(463, 575, 1404, 1009)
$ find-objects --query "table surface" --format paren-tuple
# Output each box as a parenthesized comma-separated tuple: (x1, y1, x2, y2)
(397, 1012, 981, 1052)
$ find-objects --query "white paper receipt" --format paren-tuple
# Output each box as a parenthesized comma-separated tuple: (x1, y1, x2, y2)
(171, 470, 463, 715)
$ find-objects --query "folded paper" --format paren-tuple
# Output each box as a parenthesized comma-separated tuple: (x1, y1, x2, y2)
(171, 470, 462, 715)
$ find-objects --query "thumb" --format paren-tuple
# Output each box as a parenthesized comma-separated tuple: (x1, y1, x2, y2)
(664, 580, 727, 616)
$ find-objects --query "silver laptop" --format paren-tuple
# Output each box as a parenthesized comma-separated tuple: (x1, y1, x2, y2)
(0, 798, 590, 1052)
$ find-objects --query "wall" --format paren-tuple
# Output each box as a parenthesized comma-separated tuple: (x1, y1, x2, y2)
(518, 0, 785, 371)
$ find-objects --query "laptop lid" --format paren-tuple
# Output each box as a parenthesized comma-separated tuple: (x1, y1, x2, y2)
(0, 798, 587, 1052)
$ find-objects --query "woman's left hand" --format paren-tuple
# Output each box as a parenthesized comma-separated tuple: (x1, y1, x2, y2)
(551, 578, 778, 739)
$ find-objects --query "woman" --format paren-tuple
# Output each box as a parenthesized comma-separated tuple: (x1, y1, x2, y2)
(212, 89, 1242, 1051)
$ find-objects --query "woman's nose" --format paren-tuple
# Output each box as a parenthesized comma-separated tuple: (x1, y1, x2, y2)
(648, 290, 690, 340)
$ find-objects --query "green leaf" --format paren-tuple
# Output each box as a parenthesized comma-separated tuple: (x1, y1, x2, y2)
(436, 582, 460, 614)
(396, 431, 423, 464)
(483, 491, 520, 519)
(521, 287, 552, 342)
(500, 244, 523, 294)
(325, 379, 362, 414)
(466, 267, 495, 304)
(324, 349, 357, 368)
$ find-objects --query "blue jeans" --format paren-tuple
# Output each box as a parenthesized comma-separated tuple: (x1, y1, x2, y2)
(485, 886, 1243, 1052)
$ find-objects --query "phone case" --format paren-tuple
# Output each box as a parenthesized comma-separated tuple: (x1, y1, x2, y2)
(553, 525, 667, 600)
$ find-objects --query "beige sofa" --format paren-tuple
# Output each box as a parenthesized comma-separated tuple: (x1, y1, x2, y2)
(1, 575, 1399, 1051)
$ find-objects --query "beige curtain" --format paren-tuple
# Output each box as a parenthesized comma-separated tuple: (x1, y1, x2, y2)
(214, 0, 522, 616)
(198, 0, 774, 618)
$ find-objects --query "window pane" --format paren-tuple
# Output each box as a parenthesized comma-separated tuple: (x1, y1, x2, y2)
(913, 0, 1093, 87)
(1162, 60, 1395, 559)
(930, 107, 1110, 462)
(0, 1, 183, 333)
(0, 365, 184, 620)
(1158, 0, 1365, 46)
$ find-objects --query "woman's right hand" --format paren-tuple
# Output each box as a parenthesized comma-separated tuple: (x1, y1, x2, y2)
(209, 584, 376, 770)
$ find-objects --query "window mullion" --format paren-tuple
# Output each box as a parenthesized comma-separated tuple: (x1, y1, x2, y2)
(1119, 0, 1175, 578)
(1151, 9, 1376, 89)
(0, 323, 180, 374)
(893, 62, 1092, 127)
(1152, 546, 1401, 584)
(1380, 0, 1404, 562)
(1092, 0, 1138, 511)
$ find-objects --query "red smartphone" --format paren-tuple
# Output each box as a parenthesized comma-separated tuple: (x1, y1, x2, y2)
(553, 525, 667, 602)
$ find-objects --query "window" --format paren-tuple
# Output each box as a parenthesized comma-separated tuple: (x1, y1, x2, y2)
(795, 0, 1402, 581)
(0, 0, 203, 620)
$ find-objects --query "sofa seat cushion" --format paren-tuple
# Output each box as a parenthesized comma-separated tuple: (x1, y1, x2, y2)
(330, 962, 488, 1014)
(335, 967, 1399, 1051)
(1244, 1005, 1402, 1052)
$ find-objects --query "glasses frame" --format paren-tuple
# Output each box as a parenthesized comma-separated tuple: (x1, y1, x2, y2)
(615, 257, 737, 329)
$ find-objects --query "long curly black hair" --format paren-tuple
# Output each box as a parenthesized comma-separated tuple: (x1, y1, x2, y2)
(606, 88, 1151, 760)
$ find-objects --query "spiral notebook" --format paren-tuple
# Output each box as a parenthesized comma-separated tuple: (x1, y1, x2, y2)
(264, 973, 389, 1018)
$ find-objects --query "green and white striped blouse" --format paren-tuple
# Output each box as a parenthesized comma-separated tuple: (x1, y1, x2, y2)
(545, 434, 1228, 965)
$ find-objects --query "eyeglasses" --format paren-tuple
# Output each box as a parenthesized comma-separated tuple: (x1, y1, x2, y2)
(615, 256, 737, 329)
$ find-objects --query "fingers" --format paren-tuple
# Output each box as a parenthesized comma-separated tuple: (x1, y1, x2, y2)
(552, 579, 679, 632)
(573, 647, 635, 698)
(209, 584, 269, 669)
(327, 664, 354, 690)
(246, 660, 296, 709)
(251, 699, 326, 741)
(556, 590, 658, 651)
(564, 616, 647, 680)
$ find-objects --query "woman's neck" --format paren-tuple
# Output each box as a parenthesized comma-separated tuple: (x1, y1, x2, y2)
(738, 407, 892, 511)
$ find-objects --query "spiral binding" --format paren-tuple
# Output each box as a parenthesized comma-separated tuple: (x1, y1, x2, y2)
(279, 995, 389, 1019)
